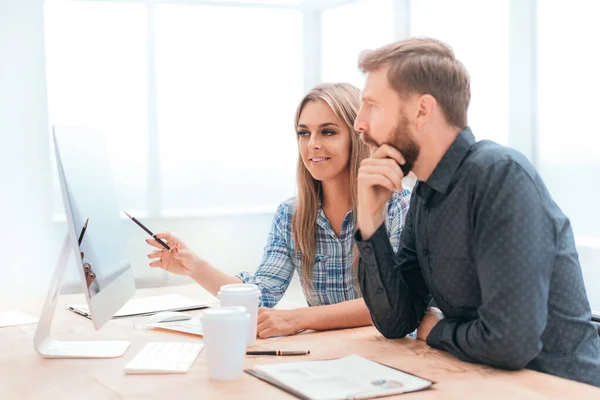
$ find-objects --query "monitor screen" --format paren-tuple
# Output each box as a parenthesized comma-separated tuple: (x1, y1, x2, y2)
(53, 126, 135, 328)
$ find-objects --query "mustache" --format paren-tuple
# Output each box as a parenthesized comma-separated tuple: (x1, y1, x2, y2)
(359, 131, 379, 148)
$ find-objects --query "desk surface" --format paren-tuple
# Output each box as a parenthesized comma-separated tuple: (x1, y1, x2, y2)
(1, 284, 599, 400)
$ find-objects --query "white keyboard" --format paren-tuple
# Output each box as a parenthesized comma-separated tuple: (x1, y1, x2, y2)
(124, 341, 204, 374)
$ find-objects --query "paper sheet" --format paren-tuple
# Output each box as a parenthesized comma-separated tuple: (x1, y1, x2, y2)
(68, 294, 213, 318)
(147, 316, 204, 336)
(0, 310, 39, 328)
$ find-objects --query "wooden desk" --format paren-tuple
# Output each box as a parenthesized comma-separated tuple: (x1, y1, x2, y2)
(1, 285, 599, 400)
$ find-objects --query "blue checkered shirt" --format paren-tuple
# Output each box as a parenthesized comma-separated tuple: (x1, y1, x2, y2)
(236, 189, 412, 308)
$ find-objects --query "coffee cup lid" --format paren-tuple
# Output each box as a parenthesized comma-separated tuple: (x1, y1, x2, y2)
(218, 283, 260, 297)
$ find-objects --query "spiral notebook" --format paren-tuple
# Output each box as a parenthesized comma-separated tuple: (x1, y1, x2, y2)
(245, 354, 433, 400)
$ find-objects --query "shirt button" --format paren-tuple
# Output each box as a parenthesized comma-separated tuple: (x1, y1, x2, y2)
(365, 246, 372, 254)
(376, 288, 383, 294)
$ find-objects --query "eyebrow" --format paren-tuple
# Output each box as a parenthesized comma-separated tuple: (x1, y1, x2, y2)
(297, 122, 340, 129)
(361, 95, 376, 104)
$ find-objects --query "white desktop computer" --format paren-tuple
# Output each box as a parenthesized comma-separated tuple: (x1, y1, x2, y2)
(33, 126, 136, 358)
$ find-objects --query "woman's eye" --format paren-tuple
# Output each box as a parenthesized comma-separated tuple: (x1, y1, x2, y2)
(297, 130, 310, 137)
(322, 130, 336, 136)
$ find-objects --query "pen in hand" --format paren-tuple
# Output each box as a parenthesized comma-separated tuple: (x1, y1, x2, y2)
(246, 350, 310, 356)
(124, 211, 171, 250)
(78, 218, 89, 246)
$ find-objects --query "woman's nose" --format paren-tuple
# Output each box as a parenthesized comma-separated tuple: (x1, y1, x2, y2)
(308, 134, 321, 149)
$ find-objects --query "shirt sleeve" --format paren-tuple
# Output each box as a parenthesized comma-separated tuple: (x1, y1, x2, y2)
(356, 191, 431, 338)
(386, 189, 412, 253)
(236, 203, 295, 308)
(426, 160, 556, 370)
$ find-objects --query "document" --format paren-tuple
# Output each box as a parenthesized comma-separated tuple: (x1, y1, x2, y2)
(67, 294, 212, 319)
(146, 316, 204, 336)
(0, 310, 39, 328)
(245, 354, 432, 400)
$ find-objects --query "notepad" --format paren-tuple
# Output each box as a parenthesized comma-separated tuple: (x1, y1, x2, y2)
(67, 294, 212, 319)
(245, 354, 433, 400)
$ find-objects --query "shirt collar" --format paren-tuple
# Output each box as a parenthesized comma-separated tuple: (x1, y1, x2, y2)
(425, 126, 476, 195)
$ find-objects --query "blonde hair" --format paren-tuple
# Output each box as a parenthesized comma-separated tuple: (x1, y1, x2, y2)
(292, 83, 369, 301)
(358, 37, 470, 128)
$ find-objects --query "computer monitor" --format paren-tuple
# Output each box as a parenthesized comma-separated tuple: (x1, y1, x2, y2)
(34, 126, 135, 358)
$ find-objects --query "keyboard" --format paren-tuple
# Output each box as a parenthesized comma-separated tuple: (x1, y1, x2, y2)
(124, 341, 204, 374)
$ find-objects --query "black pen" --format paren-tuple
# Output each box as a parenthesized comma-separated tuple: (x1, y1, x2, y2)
(246, 350, 310, 356)
(124, 211, 171, 250)
(78, 218, 89, 245)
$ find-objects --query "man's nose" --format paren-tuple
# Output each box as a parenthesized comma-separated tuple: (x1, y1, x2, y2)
(354, 107, 367, 132)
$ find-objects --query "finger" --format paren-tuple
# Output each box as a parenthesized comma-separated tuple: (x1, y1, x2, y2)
(149, 260, 163, 268)
(257, 308, 270, 324)
(372, 144, 406, 166)
(147, 250, 164, 259)
(146, 238, 165, 249)
(359, 164, 404, 190)
(358, 172, 397, 193)
(257, 319, 273, 336)
(154, 231, 176, 241)
(258, 327, 279, 339)
(361, 156, 405, 179)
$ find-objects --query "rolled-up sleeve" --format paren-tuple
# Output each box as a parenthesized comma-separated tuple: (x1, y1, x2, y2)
(236, 203, 295, 308)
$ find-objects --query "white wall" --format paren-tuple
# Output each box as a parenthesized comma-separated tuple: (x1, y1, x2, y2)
(0, 0, 54, 300)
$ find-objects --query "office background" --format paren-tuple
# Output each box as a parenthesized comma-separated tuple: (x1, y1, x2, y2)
(1, 0, 598, 310)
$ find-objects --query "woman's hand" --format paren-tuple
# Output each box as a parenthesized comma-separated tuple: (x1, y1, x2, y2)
(147, 232, 203, 277)
(257, 307, 304, 338)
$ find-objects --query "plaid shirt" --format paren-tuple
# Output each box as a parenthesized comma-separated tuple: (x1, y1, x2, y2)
(236, 189, 412, 308)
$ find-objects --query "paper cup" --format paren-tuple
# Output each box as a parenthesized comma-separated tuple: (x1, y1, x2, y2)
(218, 284, 260, 346)
(201, 306, 250, 381)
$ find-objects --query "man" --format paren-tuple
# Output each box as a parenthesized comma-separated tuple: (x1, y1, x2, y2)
(353, 37, 600, 387)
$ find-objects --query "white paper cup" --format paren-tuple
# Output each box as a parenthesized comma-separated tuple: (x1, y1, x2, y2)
(201, 306, 250, 381)
(218, 284, 260, 346)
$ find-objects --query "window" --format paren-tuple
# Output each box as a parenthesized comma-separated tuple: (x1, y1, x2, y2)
(154, 5, 302, 214)
(44, 0, 148, 214)
(537, 0, 600, 242)
(321, 0, 394, 88)
(410, 0, 510, 145)
(44, 0, 303, 217)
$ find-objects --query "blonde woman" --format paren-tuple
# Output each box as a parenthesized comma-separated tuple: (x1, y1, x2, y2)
(146, 83, 411, 338)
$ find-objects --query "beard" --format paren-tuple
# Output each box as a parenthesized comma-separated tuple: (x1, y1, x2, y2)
(389, 113, 420, 176)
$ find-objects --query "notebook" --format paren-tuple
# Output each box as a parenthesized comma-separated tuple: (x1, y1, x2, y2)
(593, 310, 600, 323)
(67, 294, 212, 319)
(245, 354, 433, 400)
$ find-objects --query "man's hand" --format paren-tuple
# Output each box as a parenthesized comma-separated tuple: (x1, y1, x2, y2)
(417, 307, 445, 341)
(357, 144, 406, 239)
(257, 307, 303, 339)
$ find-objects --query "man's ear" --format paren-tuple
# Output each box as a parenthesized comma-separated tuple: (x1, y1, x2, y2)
(416, 94, 437, 130)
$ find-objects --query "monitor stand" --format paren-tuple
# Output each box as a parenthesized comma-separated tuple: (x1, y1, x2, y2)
(33, 234, 130, 358)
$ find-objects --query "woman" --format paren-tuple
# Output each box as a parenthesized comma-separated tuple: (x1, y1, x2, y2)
(146, 83, 411, 338)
